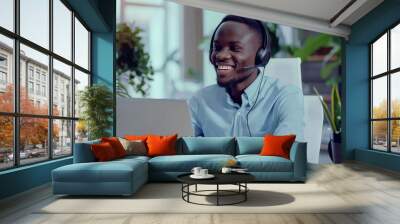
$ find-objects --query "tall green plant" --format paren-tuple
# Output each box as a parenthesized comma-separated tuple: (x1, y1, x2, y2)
(314, 84, 342, 134)
(79, 84, 113, 140)
(116, 23, 154, 97)
(283, 33, 342, 86)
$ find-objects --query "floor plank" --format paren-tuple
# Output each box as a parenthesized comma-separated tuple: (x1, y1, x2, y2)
(1, 162, 400, 224)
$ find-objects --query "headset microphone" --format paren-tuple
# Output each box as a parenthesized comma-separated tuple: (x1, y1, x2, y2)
(237, 65, 260, 72)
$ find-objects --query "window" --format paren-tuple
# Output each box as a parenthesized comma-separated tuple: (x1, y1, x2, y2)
(0, 0, 91, 170)
(36, 83, 40, 95)
(371, 23, 400, 154)
(0, 71, 6, 85)
(42, 85, 46, 97)
(28, 81, 34, 94)
(28, 67, 34, 80)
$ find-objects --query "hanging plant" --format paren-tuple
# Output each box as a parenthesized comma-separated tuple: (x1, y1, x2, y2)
(116, 23, 154, 97)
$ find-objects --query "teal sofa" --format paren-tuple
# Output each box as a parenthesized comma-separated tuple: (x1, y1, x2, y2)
(52, 137, 307, 196)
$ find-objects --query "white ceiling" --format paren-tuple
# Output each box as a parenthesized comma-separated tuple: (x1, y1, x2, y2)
(171, 0, 384, 38)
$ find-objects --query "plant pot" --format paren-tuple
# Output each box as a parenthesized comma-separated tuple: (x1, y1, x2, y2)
(328, 133, 342, 164)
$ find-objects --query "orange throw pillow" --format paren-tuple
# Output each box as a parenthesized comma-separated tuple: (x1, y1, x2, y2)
(101, 137, 127, 158)
(259, 134, 296, 159)
(124, 135, 148, 142)
(91, 142, 117, 161)
(146, 134, 178, 157)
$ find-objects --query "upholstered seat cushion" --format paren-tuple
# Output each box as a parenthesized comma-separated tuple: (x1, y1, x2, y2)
(236, 155, 293, 172)
(148, 154, 235, 172)
(53, 158, 147, 183)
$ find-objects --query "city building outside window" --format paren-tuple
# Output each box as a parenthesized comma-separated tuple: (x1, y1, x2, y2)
(0, 0, 91, 170)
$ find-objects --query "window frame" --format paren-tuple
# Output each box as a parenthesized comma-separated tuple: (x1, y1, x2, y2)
(0, 0, 92, 171)
(370, 20, 400, 154)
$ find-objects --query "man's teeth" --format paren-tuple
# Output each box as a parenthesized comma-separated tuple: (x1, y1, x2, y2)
(218, 65, 233, 70)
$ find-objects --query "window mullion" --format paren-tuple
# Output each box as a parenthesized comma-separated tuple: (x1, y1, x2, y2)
(388, 30, 391, 152)
(48, 0, 53, 160)
(71, 10, 76, 154)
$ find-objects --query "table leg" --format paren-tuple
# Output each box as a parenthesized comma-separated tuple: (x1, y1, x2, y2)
(195, 184, 197, 192)
(245, 183, 247, 201)
(217, 184, 219, 206)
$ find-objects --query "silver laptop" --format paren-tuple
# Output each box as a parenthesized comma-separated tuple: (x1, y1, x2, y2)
(116, 97, 194, 137)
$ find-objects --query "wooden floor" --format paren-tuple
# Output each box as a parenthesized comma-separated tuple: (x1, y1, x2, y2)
(1, 162, 400, 224)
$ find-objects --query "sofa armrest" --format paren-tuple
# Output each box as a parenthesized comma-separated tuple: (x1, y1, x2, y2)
(289, 142, 307, 181)
(73, 140, 100, 163)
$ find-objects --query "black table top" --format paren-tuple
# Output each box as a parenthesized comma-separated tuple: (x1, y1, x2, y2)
(177, 172, 255, 185)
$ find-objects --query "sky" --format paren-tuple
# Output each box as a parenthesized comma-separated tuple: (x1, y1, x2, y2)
(0, 0, 89, 75)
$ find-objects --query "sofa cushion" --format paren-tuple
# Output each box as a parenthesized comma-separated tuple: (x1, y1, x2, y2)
(236, 155, 293, 172)
(236, 137, 263, 155)
(260, 134, 296, 159)
(53, 158, 147, 183)
(101, 137, 127, 158)
(178, 137, 235, 155)
(91, 142, 118, 161)
(147, 134, 178, 157)
(148, 154, 235, 172)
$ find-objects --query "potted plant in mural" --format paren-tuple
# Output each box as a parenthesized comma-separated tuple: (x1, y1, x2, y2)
(79, 84, 113, 140)
(284, 33, 342, 163)
(314, 84, 342, 163)
(116, 23, 154, 97)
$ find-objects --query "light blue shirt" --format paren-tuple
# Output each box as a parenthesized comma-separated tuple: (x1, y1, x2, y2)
(188, 73, 305, 141)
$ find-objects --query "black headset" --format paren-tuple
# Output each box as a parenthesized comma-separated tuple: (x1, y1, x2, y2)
(209, 16, 272, 136)
(208, 16, 272, 68)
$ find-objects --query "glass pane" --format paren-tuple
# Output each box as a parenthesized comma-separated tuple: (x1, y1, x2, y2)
(53, 0, 72, 60)
(74, 17, 89, 70)
(0, 0, 14, 31)
(53, 119, 72, 157)
(391, 24, 400, 70)
(74, 69, 89, 118)
(20, 117, 49, 165)
(372, 77, 387, 119)
(0, 35, 14, 112)
(372, 121, 388, 151)
(372, 33, 387, 76)
(53, 59, 72, 117)
(75, 120, 88, 143)
(20, 0, 49, 49)
(0, 116, 13, 170)
(391, 120, 400, 153)
(391, 72, 400, 118)
(20, 44, 49, 115)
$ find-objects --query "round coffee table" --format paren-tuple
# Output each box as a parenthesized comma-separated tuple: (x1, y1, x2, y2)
(177, 173, 255, 206)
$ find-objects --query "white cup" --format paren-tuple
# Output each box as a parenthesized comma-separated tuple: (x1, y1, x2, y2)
(200, 169, 208, 176)
(221, 167, 232, 174)
(191, 167, 202, 176)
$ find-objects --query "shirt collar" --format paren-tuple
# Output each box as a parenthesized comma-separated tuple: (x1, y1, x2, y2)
(224, 68, 264, 108)
(243, 69, 263, 107)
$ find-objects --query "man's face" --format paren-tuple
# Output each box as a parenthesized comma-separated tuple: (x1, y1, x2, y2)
(211, 21, 261, 87)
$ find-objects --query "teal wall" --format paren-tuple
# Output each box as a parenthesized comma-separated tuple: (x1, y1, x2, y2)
(344, 0, 400, 171)
(0, 0, 116, 200)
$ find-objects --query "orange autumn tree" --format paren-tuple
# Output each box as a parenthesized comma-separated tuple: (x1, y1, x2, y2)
(0, 84, 59, 150)
(372, 99, 400, 143)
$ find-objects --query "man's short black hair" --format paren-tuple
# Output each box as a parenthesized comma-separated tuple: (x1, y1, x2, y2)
(220, 15, 265, 46)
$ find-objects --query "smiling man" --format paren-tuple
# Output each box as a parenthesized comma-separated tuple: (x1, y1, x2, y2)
(188, 15, 304, 140)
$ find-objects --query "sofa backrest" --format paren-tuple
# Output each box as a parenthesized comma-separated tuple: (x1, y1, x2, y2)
(73, 139, 100, 163)
(236, 137, 302, 157)
(177, 137, 235, 155)
(236, 137, 264, 155)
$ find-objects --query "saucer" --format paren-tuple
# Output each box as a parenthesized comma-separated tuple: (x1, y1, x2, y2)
(190, 174, 215, 179)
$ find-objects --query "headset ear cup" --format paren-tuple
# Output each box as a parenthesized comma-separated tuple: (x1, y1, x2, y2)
(255, 48, 270, 67)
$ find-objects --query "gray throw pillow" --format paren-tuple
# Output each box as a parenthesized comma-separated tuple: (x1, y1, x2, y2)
(118, 137, 147, 156)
